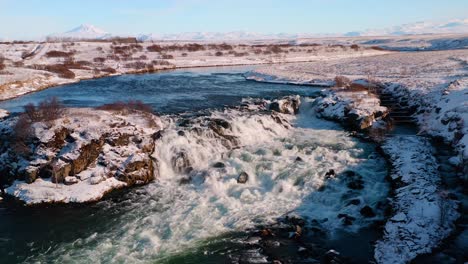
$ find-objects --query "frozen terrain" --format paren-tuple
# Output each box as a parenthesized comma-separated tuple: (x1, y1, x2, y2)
(0, 40, 388, 101)
(375, 136, 459, 264)
(247, 49, 468, 163)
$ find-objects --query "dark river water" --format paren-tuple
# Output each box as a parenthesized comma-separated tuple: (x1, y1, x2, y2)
(0, 66, 318, 114)
(0, 66, 390, 263)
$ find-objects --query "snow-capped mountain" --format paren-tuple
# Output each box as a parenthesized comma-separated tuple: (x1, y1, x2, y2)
(347, 18, 468, 36)
(48, 24, 112, 40)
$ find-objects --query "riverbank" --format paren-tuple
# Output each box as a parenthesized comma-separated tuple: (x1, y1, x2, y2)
(0, 41, 390, 101)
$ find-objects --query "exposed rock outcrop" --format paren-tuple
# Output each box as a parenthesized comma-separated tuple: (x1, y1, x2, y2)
(0, 108, 162, 204)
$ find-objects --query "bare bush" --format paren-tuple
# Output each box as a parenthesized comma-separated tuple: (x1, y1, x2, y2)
(97, 100, 153, 114)
(93, 57, 106, 63)
(41, 64, 76, 79)
(161, 54, 174, 59)
(0, 57, 5, 71)
(101, 67, 117, 74)
(334, 76, 351, 88)
(147, 44, 163, 52)
(370, 46, 386, 51)
(12, 114, 33, 156)
(46, 50, 73, 58)
(38, 97, 64, 122)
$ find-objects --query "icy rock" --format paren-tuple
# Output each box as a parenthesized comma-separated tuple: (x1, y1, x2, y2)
(64, 176, 79, 185)
(237, 172, 249, 184)
(269, 95, 301, 115)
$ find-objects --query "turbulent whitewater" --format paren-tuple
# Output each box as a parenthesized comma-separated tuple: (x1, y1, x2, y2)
(19, 96, 389, 263)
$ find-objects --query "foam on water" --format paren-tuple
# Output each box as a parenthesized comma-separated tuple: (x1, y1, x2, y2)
(28, 98, 389, 263)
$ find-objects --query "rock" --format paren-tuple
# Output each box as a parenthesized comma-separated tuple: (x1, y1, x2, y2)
(179, 176, 191, 185)
(360, 205, 376, 217)
(23, 166, 39, 183)
(212, 162, 225, 168)
(151, 131, 163, 140)
(269, 95, 301, 114)
(347, 178, 364, 190)
(323, 249, 343, 264)
(347, 199, 361, 206)
(89, 175, 105, 185)
(337, 214, 355, 225)
(117, 157, 155, 185)
(237, 171, 249, 183)
(172, 151, 191, 173)
(325, 169, 335, 178)
(64, 176, 79, 185)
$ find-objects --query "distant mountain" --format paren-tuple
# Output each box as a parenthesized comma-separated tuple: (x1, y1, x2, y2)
(347, 18, 468, 36)
(48, 24, 112, 40)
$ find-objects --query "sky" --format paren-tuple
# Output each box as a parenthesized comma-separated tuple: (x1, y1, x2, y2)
(0, 0, 467, 39)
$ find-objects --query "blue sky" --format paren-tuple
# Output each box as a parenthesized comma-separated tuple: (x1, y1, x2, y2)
(0, 0, 467, 39)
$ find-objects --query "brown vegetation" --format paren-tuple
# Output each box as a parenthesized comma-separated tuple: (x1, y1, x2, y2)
(46, 50, 74, 58)
(334, 75, 351, 88)
(97, 100, 153, 114)
(0, 56, 5, 70)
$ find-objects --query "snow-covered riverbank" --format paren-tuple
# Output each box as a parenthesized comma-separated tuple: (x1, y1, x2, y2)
(0, 41, 389, 101)
(375, 136, 459, 264)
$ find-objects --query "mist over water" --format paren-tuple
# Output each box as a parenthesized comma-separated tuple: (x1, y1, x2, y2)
(0, 68, 389, 263)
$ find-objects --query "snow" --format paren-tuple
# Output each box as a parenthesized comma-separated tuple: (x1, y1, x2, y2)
(48, 24, 111, 40)
(1, 108, 162, 204)
(0, 108, 8, 119)
(0, 41, 388, 101)
(374, 136, 459, 264)
(5, 177, 126, 204)
(351, 18, 468, 37)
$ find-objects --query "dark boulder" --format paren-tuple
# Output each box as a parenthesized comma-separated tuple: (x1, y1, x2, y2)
(360, 205, 376, 218)
(213, 162, 226, 168)
(237, 171, 249, 184)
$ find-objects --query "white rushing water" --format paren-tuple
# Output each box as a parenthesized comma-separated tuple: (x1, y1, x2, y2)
(29, 98, 389, 263)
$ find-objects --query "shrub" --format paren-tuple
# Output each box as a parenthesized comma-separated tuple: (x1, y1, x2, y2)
(43, 64, 76, 79)
(215, 51, 223, 56)
(152, 60, 171, 66)
(181, 53, 188, 57)
(22, 97, 64, 123)
(12, 114, 33, 156)
(185, 43, 205, 52)
(370, 46, 386, 51)
(93, 57, 106, 63)
(147, 44, 163, 52)
(13, 61, 24, 67)
(0, 57, 5, 71)
(139, 55, 148, 60)
(350, 44, 359, 51)
(97, 100, 153, 113)
(45, 50, 73, 58)
(334, 76, 351, 88)
(161, 54, 174, 59)
(101, 67, 117, 74)
(38, 97, 64, 121)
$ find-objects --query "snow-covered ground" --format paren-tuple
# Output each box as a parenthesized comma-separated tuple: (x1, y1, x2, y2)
(0, 41, 388, 101)
(1, 108, 162, 204)
(375, 136, 459, 264)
